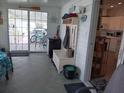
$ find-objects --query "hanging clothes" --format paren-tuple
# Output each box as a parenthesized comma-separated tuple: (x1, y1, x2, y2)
(63, 26, 70, 49)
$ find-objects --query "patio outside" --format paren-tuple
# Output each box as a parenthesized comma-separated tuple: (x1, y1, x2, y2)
(8, 9, 48, 52)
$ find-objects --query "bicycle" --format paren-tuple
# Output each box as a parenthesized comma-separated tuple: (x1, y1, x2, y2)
(30, 29, 47, 48)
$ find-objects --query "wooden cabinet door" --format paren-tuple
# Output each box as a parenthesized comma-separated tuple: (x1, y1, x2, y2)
(109, 17, 121, 30)
(101, 17, 124, 30)
(109, 38, 118, 52)
(101, 17, 110, 29)
(120, 17, 124, 30)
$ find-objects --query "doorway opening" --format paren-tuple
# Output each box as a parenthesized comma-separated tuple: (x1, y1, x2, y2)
(8, 9, 48, 54)
(91, 0, 124, 81)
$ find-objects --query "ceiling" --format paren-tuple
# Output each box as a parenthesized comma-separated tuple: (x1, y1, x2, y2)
(0, 0, 124, 8)
(102, 0, 124, 9)
(0, 0, 71, 7)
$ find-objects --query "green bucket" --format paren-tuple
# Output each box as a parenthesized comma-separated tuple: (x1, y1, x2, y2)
(63, 65, 77, 79)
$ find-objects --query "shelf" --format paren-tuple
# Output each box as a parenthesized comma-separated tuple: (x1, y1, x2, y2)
(63, 17, 78, 25)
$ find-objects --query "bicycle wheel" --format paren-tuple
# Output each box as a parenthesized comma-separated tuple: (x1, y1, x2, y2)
(30, 35, 37, 43)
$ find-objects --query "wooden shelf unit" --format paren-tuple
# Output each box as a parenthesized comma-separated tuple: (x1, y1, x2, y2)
(63, 17, 78, 25)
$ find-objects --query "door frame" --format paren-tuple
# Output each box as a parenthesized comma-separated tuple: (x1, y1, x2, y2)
(83, 0, 101, 81)
(29, 11, 48, 53)
(117, 31, 124, 66)
(8, 8, 48, 53)
(87, 0, 124, 81)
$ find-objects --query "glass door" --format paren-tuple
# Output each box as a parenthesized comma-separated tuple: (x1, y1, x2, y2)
(8, 9, 28, 52)
(8, 9, 48, 53)
(30, 11, 48, 52)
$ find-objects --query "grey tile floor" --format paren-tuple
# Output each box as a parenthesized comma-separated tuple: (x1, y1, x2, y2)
(10, 43, 47, 52)
(0, 53, 80, 93)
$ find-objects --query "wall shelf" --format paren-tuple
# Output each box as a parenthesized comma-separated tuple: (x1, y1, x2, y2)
(63, 17, 78, 25)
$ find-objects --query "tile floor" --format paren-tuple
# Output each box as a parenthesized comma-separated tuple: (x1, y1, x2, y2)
(0, 53, 80, 93)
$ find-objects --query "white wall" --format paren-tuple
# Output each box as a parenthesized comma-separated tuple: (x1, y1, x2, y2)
(0, 4, 8, 50)
(60, 0, 100, 81)
(0, 3, 61, 51)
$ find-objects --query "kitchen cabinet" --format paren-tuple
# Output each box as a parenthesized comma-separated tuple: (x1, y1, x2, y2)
(109, 17, 121, 30)
(101, 17, 110, 29)
(120, 17, 124, 30)
(109, 37, 119, 52)
(101, 16, 124, 30)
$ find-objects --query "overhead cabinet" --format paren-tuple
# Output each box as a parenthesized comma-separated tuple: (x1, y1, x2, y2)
(101, 16, 124, 30)
(120, 17, 124, 30)
(109, 17, 121, 30)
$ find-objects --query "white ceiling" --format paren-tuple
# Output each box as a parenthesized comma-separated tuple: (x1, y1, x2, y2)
(0, 0, 71, 7)
(102, 0, 124, 9)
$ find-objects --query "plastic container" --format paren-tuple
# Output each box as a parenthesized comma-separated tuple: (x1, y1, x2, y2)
(63, 65, 77, 79)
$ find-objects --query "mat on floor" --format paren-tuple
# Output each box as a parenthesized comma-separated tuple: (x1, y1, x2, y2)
(64, 83, 91, 93)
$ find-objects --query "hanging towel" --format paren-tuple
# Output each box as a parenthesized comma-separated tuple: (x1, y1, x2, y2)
(63, 26, 70, 49)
